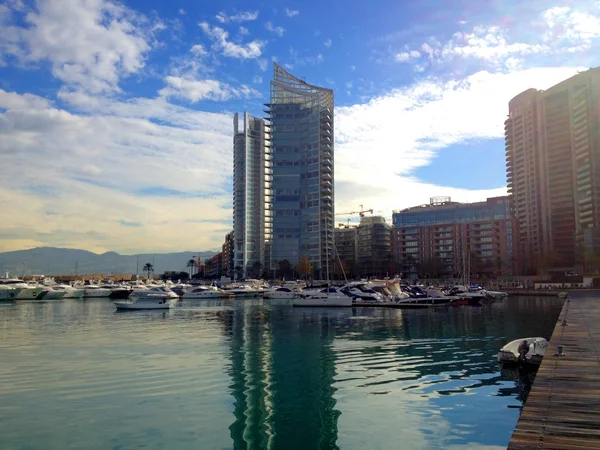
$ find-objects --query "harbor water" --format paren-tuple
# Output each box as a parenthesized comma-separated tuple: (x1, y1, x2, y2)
(0, 296, 563, 450)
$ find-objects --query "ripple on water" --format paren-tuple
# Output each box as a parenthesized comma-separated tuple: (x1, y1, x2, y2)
(0, 296, 564, 450)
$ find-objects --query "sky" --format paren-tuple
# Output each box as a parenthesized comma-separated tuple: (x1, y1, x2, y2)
(0, 0, 598, 254)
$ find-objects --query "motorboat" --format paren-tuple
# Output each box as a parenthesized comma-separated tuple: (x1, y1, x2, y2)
(394, 291, 455, 308)
(340, 282, 385, 303)
(222, 284, 262, 298)
(468, 285, 507, 300)
(367, 280, 411, 302)
(39, 287, 66, 300)
(293, 286, 352, 307)
(0, 274, 29, 298)
(264, 287, 300, 300)
(49, 285, 85, 298)
(497, 337, 549, 366)
(114, 287, 179, 310)
(15, 285, 48, 300)
(445, 285, 486, 305)
(79, 285, 113, 298)
(182, 286, 224, 299)
(102, 285, 132, 299)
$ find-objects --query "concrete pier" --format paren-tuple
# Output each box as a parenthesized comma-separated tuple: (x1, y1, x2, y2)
(508, 291, 600, 449)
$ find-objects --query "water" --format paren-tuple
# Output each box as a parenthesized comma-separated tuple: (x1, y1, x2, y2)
(0, 296, 563, 450)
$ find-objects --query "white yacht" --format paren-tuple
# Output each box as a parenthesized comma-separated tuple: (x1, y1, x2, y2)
(182, 286, 224, 299)
(497, 337, 549, 366)
(223, 284, 262, 298)
(50, 285, 85, 298)
(40, 287, 66, 300)
(14, 285, 48, 300)
(293, 286, 352, 307)
(80, 285, 113, 298)
(114, 286, 179, 310)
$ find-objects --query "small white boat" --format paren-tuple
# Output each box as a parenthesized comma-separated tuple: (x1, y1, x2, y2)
(497, 337, 549, 365)
(293, 287, 352, 307)
(114, 287, 179, 310)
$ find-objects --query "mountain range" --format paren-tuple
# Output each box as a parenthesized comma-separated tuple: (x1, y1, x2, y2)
(0, 247, 216, 276)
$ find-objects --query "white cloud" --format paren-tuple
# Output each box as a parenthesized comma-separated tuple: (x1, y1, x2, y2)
(394, 6, 600, 68)
(159, 76, 260, 102)
(395, 50, 420, 62)
(0, 0, 158, 93)
(215, 10, 258, 23)
(239, 26, 249, 35)
(190, 44, 207, 57)
(0, 89, 234, 253)
(257, 58, 268, 71)
(178, 8, 186, 15)
(265, 21, 285, 37)
(324, 38, 332, 48)
(253, 75, 262, 84)
(285, 8, 299, 18)
(334, 66, 582, 217)
(199, 22, 265, 59)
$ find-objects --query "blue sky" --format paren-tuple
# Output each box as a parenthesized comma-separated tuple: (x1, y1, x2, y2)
(0, 0, 598, 253)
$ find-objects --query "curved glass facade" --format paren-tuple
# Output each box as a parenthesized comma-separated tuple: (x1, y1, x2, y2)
(266, 63, 334, 277)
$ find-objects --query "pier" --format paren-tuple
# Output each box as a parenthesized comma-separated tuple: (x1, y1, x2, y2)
(508, 290, 600, 449)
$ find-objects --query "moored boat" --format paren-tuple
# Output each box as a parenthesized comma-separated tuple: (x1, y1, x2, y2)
(182, 286, 225, 299)
(114, 287, 179, 310)
(497, 337, 549, 365)
(293, 287, 352, 307)
(264, 287, 299, 300)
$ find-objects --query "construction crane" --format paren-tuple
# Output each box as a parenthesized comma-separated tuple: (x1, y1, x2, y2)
(335, 206, 373, 218)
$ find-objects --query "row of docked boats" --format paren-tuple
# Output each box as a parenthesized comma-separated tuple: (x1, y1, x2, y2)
(1, 273, 508, 310)
(0, 275, 135, 300)
(265, 280, 508, 308)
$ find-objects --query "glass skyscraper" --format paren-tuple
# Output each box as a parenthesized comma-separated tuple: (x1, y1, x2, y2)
(265, 63, 334, 278)
(233, 112, 269, 278)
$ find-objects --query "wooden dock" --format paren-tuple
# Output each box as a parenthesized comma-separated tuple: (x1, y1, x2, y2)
(508, 290, 600, 449)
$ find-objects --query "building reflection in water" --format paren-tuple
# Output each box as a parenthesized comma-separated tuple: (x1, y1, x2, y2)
(222, 306, 341, 450)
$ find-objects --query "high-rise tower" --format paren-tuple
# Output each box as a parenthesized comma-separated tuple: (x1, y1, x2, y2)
(233, 112, 269, 278)
(506, 68, 600, 272)
(265, 63, 334, 278)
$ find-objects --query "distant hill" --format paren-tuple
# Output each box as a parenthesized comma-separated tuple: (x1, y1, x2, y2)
(0, 247, 217, 276)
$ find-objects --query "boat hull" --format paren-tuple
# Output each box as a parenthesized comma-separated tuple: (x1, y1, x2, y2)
(293, 295, 352, 307)
(40, 291, 66, 300)
(114, 301, 176, 310)
(109, 289, 132, 299)
(497, 337, 548, 365)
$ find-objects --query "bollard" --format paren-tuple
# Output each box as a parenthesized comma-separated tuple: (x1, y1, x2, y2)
(555, 344, 565, 357)
(561, 319, 568, 326)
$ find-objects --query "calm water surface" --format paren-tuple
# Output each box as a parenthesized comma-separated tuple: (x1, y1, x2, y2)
(0, 296, 563, 450)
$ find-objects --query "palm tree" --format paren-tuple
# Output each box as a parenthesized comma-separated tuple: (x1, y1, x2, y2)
(186, 258, 197, 278)
(204, 259, 214, 279)
(142, 263, 154, 280)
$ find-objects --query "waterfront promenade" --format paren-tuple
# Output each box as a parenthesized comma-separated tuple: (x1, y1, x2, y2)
(508, 290, 600, 449)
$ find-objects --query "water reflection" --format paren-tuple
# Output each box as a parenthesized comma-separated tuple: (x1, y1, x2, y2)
(215, 298, 563, 450)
